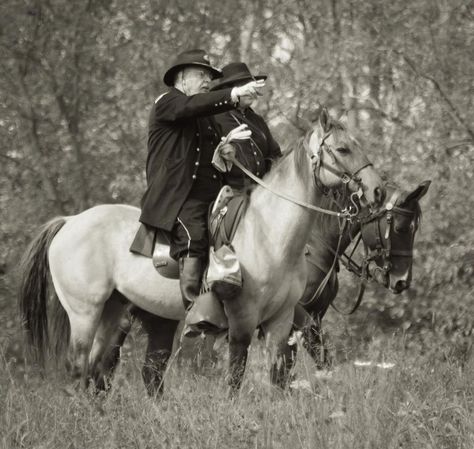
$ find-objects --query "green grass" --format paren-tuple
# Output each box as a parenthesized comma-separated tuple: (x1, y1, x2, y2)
(1, 333, 473, 449)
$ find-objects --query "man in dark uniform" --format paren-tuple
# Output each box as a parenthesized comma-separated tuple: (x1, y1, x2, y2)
(139, 49, 264, 310)
(211, 62, 282, 191)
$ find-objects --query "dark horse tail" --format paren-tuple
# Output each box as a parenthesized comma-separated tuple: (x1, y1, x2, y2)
(18, 216, 69, 367)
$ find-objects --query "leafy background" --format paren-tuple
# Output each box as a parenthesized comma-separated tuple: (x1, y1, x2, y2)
(1, 0, 473, 363)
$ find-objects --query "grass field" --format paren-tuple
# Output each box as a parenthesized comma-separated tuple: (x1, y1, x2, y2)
(1, 326, 473, 449)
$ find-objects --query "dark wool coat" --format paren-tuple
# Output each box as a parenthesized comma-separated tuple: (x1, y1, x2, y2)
(139, 87, 237, 231)
(213, 108, 281, 190)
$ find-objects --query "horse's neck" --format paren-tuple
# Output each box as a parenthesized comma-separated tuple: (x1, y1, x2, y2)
(242, 151, 319, 262)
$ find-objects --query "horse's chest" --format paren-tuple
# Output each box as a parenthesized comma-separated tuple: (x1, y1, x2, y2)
(248, 263, 307, 315)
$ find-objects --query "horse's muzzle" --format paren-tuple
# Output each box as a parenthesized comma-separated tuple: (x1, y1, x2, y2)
(390, 279, 409, 294)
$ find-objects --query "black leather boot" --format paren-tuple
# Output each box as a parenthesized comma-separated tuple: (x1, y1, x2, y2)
(178, 257, 204, 310)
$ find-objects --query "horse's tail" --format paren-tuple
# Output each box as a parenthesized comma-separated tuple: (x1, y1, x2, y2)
(18, 216, 68, 367)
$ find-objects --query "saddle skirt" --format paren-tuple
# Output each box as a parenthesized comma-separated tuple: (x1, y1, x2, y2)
(129, 224, 178, 278)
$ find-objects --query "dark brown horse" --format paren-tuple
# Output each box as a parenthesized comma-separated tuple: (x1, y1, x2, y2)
(289, 180, 431, 370)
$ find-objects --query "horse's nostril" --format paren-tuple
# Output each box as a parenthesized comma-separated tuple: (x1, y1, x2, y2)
(394, 280, 408, 292)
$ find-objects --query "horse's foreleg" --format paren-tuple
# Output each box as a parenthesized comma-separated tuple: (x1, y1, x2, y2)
(134, 309, 179, 397)
(262, 307, 295, 390)
(228, 330, 252, 392)
(301, 321, 331, 369)
(226, 301, 258, 393)
(270, 341, 296, 389)
(298, 271, 338, 369)
(293, 304, 330, 369)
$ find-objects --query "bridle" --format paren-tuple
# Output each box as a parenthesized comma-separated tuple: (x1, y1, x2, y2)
(302, 186, 420, 314)
(358, 189, 419, 285)
(306, 130, 374, 220)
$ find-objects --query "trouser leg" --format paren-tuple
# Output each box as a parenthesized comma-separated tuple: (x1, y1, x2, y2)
(169, 198, 210, 310)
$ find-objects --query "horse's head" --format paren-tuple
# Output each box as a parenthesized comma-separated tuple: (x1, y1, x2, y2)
(360, 180, 431, 293)
(308, 108, 385, 209)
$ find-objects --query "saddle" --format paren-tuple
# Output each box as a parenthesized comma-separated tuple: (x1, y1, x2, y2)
(129, 188, 247, 281)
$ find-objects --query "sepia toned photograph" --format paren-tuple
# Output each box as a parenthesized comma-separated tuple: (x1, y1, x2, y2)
(1, 0, 473, 447)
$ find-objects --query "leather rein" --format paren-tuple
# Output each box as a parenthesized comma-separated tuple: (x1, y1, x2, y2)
(229, 130, 372, 219)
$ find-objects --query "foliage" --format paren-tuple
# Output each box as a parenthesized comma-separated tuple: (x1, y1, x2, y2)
(1, 0, 473, 354)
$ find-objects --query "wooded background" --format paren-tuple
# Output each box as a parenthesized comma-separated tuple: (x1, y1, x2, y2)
(1, 0, 473, 361)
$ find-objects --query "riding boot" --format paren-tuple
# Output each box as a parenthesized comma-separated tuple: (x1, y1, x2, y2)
(178, 257, 204, 310)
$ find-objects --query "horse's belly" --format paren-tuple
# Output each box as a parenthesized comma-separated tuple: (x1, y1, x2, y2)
(122, 280, 183, 320)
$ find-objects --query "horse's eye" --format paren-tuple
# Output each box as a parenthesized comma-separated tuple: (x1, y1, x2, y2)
(335, 147, 350, 154)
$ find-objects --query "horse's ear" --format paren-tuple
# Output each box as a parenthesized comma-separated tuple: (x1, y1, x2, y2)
(338, 111, 349, 126)
(319, 108, 331, 133)
(401, 180, 431, 204)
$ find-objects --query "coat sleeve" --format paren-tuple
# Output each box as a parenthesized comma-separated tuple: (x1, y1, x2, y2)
(154, 88, 236, 122)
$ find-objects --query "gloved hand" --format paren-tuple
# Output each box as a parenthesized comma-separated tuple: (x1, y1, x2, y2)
(231, 79, 265, 102)
(219, 143, 236, 161)
(222, 124, 252, 145)
(212, 124, 252, 172)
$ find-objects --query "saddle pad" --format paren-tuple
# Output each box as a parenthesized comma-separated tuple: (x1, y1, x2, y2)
(129, 223, 170, 258)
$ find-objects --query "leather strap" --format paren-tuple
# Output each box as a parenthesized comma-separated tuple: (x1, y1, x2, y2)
(230, 156, 348, 217)
(300, 220, 347, 307)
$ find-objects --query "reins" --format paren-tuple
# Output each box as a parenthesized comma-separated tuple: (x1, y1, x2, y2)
(228, 129, 371, 219)
(229, 156, 350, 218)
(301, 217, 369, 315)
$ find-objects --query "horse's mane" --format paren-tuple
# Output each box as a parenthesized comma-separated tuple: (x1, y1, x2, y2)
(265, 135, 313, 186)
(311, 188, 351, 235)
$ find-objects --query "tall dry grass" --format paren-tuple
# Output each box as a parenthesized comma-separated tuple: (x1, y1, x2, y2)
(1, 333, 473, 449)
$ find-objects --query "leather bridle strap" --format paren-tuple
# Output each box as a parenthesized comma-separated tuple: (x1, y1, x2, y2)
(330, 262, 368, 315)
(314, 131, 374, 187)
(229, 156, 350, 218)
(320, 153, 373, 186)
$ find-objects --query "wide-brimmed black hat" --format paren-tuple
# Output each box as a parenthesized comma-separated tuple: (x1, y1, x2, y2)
(163, 49, 222, 86)
(210, 62, 267, 91)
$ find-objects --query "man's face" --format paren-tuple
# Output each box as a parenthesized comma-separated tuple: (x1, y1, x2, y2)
(182, 66, 213, 95)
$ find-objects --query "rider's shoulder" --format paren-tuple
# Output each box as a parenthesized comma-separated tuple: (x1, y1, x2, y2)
(154, 91, 170, 104)
(154, 87, 183, 104)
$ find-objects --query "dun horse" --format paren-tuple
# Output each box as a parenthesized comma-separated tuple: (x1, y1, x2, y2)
(19, 110, 384, 393)
(86, 180, 430, 393)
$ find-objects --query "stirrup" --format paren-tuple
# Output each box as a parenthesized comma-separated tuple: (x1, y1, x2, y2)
(211, 185, 234, 218)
